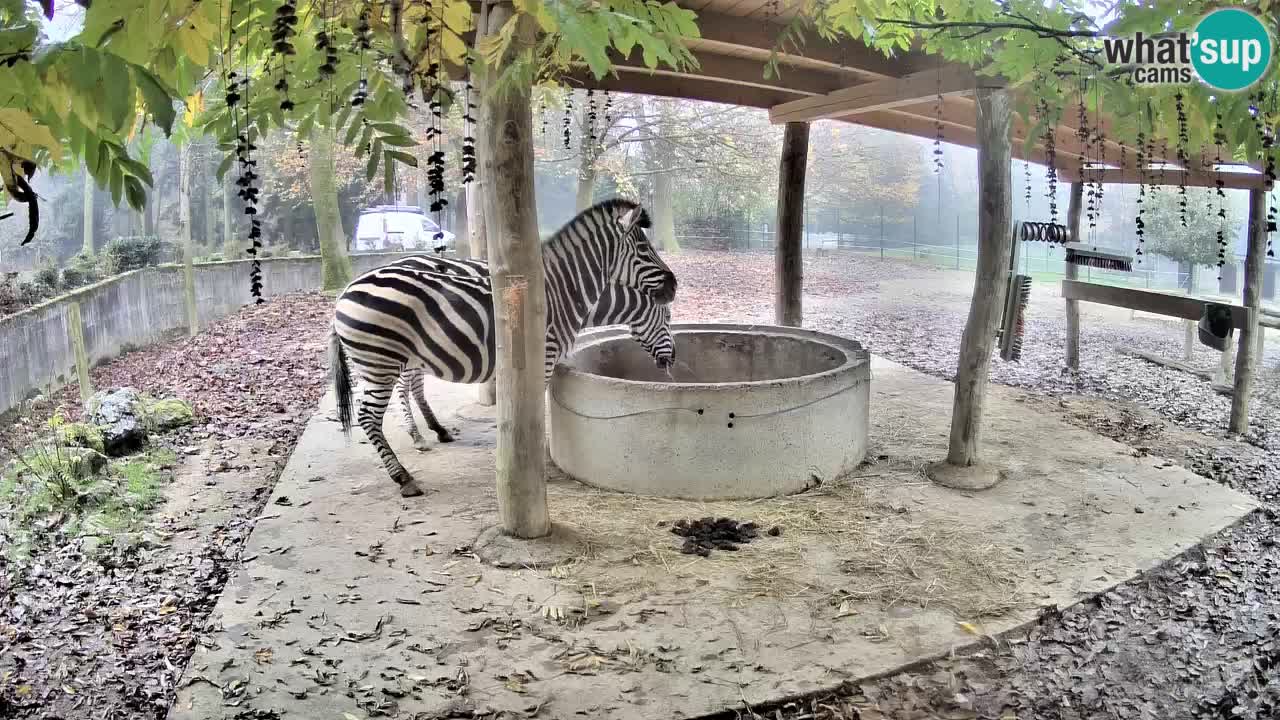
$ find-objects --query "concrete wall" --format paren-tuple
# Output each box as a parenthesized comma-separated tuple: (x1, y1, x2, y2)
(0, 252, 418, 417)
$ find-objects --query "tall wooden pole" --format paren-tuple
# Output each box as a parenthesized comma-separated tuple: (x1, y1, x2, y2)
(179, 143, 198, 336)
(774, 121, 809, 327)
(1229, 187, 1268, 434)
(472, 0, 496, 407)
(480, 2, 549, 539)
(1064, 181, 1083, 370)
(928, 85, 1012, 489)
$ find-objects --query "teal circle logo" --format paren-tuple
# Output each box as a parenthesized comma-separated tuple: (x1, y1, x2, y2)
(1192, 9, 1272, 92)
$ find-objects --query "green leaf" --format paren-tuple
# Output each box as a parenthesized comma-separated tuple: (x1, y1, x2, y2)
(109, 164, 124, 206)
(365, 137, 383, 181)
(370, 122, 410, 137)
(344, 115, 364, 147)
(132, 64, 177, 135)
(101, 54, 133, 133)
(385, 150, 419, 167)
(215, 153, 234, 182)
(123, 175, 146, 211)
(378, 134, 417, 148)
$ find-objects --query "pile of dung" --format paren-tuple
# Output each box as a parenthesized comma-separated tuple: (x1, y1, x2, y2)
(669, 516, 781, 556)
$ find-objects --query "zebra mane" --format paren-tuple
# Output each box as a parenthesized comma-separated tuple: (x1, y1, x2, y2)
(544, 199, 649, 246)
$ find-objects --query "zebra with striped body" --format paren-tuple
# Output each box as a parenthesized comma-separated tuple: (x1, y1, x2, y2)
(329, 199, 677, 497)
(389, 258, 674, 449)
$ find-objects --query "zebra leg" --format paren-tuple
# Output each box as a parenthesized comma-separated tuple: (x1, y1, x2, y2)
(356, 379, 425, 497)
(407, 369, 455, 443)
(397, 375, 432, 452)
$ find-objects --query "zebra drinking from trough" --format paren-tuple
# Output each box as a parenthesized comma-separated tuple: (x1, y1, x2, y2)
(329, 199, 677, 497)
(379, 254, 675, 450)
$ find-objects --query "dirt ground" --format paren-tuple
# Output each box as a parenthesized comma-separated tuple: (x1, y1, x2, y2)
(3, 250, 1279, 719)
(164, 355, 1253, 720)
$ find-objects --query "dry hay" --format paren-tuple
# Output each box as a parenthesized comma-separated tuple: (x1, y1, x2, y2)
(545, 457, 1028, 619)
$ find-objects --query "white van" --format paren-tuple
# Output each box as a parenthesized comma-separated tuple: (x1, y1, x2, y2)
(350, 205, 456, 252)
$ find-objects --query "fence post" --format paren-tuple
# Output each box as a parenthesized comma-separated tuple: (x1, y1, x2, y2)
(954, 215, 960, 269)
(66, 301, 93, 404)
(879, 204, 885, 259)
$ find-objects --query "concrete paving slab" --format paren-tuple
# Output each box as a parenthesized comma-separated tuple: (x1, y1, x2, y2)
(169, 355, 1258, 720)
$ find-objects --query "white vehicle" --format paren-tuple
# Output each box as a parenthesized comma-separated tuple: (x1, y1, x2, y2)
(350, 205, 456, 252)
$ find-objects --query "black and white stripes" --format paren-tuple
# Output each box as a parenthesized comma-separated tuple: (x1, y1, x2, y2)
(395, 271, 675, 449)
(329, 199, 677, 497)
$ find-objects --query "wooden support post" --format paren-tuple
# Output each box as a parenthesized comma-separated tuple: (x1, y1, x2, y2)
(66, 301, 93, 403)
(471, 1, 496, 408)
(480, 2, 549, 539)
(927, 86, 1012, 490)
(179, 143, 198, 336)
(774, 121, 809, 327)
(470, 177, 497, 406)
(1064, 182, 1083, 370)
(1229, 188, 1268, 434)
(1215, 335, 1235, 387)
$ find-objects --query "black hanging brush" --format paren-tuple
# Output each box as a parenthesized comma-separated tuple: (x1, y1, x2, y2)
(1064, 243, 1133, 272)
(999, 274, 1031, 362)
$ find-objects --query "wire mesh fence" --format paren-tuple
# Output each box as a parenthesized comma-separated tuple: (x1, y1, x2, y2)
(676, 214, 1278, 300)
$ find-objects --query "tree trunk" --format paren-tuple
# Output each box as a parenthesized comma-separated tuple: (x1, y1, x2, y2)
(1229, 188, 1268, 433)
(204, 143, 216, 253)
(652, 170, 678, 252)
(455, 186, 469, 257)
(575, 165, 596, 213)
(481, 3, 549, 539)
(309, 126, 354, 291)
(940, 86, 1013, 472)
(465, 176, 494, 407)
(82, 170, 94, 255)
(775, 121, 808, 327)
(179, 143, 198, 336)
(1064, 182, 1083, 370)
(223, 168, 236, 258)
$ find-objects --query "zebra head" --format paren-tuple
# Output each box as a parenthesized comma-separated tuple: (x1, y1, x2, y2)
(631, 301, 675, 370)
(603, 201, 677, 305)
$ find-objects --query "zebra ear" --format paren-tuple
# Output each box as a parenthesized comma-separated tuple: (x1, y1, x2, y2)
(617, 207, 644, 233)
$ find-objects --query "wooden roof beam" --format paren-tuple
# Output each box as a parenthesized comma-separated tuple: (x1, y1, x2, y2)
(768, 66, 999, 125)
(601, 49, 854, 98)
(1060, 165, 1272, 190)
(852, 109, 1083, 170)
(685, 10, 937, 80)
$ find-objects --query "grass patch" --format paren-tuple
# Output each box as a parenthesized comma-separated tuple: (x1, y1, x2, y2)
(1, 442, 177, 559)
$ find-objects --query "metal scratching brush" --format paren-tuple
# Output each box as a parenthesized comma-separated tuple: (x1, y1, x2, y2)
(999, 274, 1032, 362)
(1064, 242, 1133, 272)
(997, 221, 1036, 362)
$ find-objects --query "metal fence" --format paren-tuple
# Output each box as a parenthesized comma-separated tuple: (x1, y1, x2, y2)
(677, 220, 1276, 299)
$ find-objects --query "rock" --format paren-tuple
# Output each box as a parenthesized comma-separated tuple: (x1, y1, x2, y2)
(146, 397, 195, 431)
(87, 387, 148, 456)
(56, 422, 106, 453)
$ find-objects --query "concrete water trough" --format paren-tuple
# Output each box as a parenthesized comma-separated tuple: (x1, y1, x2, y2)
(549, 323, 870, 500)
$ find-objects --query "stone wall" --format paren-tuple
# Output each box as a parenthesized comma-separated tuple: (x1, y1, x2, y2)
(0, 252, 418, 417)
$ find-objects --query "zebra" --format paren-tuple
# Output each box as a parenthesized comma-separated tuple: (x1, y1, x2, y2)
(329, 199, 677, 497)
(390, 264, 675, 450)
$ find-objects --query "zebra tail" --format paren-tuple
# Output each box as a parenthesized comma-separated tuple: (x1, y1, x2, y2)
(330, 332, 354, 437)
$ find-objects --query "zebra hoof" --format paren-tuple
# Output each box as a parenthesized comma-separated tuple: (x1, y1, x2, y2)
(411, 438, 433, 452)
(436, 432, 456, 443)
(399, 480, 425, 497)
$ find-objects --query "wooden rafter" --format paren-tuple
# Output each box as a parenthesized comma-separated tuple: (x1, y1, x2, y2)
(1060, 165, 1271, 190)
(768, 66, 997, 125)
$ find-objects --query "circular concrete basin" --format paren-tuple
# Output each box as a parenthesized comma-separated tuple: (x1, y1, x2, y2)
(549, 323, 870, 500)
